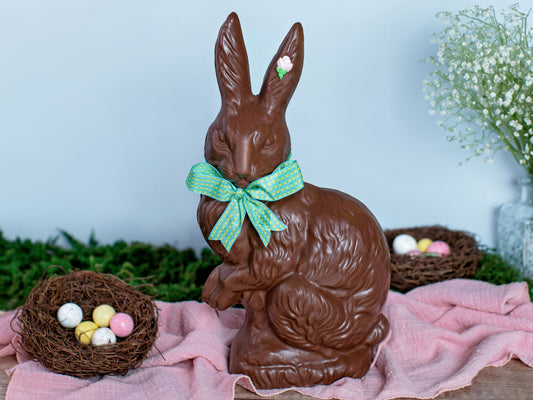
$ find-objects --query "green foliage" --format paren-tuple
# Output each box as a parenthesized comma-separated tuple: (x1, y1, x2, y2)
(473, 248, 533, 297)
(0, 230, 220, 310)
(1, 231, 532, 310)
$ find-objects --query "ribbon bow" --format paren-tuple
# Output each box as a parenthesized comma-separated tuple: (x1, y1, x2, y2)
(186, 157, 304, 251)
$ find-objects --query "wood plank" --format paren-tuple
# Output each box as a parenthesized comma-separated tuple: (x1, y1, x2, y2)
(1, 356, 531, 399)
(235, 388, 317, 400)
(0, 355, 16, 399)
(234, 359, 532, 400)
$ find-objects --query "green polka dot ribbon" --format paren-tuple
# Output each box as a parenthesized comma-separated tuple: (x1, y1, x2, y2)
(186, 156, 304, 251)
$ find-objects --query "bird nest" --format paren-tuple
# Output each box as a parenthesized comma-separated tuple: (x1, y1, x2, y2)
(384, 226, 482, 292)
(14, 269, 159, 378)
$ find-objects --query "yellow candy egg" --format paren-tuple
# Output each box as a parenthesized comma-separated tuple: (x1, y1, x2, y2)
(75, 321, 99, 345)
(92, 304, 116, 327)
(417, 238, 433, 252)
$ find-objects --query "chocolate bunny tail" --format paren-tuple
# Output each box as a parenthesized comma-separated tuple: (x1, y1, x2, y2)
(267, 274, 389, 352)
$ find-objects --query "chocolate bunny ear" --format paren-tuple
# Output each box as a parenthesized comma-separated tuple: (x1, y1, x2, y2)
(260, 22, 304, 113)
(215, 13, 253, 107)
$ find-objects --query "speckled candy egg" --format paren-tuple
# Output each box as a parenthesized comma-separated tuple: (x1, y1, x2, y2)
(426, 241, 451, 256)
(93, 304, 116, 327)
(110, 312, 134, 337)
(417, 238, 433, 253)
(75, 321, 99, 345)
(392, 234, 418, 255)
(91, 327, 117, 346)
(406, 249, 423, 257)
(57, 303, 83, 329)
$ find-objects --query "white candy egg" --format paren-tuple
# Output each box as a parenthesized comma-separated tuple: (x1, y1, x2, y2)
(91, 327, 117, 346)
(392, 234, 418, 255)
(57, 303, 83, 328)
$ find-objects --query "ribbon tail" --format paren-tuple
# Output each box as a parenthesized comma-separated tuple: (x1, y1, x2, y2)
(245, 200, 287, 247)
(208, 199, 245, 251)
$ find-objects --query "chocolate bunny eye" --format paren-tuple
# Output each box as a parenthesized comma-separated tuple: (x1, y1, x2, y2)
(263, 135, 275, 149)
(213, 129, 229, 151)
(216, 130, 226, 143)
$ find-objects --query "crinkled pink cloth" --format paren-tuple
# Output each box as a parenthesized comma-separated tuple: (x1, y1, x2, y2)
(1, 279, 533, 400)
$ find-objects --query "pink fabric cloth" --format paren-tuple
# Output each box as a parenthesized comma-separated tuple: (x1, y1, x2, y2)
(1, 279, 533, 400)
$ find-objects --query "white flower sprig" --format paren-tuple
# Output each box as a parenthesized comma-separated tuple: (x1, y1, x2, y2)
(423, 4, 533, 173)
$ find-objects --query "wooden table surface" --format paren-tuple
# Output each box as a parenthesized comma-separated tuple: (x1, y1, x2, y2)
(1, 355, 531, 399)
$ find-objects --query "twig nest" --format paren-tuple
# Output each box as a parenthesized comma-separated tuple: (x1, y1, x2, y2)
(385, 226, 481, 292)
(15, 269, 159, 378)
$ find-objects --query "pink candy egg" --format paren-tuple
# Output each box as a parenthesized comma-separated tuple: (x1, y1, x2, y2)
(406, 249, 422, 257)
(110, 312, 134, 337)
(426, 241, 450, 256)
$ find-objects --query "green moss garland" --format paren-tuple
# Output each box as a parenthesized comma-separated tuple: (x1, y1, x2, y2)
(0, 230, 220, 310)
(0, 231, 530, 311)
(473, 249, 533, 295)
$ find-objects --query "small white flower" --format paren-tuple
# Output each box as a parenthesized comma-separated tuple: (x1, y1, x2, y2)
(422, 4, 533, 170)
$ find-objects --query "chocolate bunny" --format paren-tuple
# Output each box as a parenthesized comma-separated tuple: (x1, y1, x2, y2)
(190, 13, 390, 388)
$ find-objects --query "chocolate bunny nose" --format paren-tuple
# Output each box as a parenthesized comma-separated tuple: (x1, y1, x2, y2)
(234, 174, 250, 188)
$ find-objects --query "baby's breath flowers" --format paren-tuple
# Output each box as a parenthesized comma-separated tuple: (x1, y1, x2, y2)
(423, 4, 533, 173)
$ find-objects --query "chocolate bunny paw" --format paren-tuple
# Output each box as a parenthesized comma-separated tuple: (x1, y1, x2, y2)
(201, 264, 241, 310)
